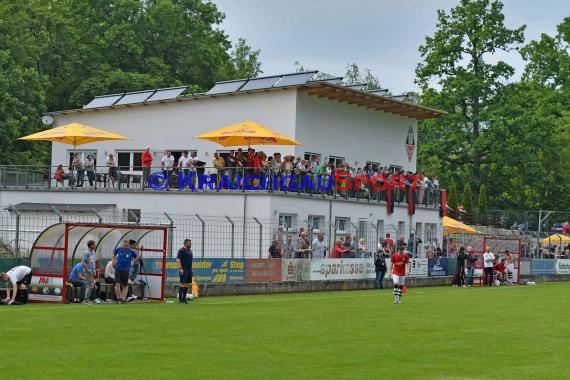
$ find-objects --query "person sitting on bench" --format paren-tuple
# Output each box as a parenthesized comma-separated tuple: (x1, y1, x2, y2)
(1, 265, 32, 305)
(68, 262, 87, 302)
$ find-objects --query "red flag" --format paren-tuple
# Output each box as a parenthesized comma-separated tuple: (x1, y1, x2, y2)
(440, 190, 447, 217)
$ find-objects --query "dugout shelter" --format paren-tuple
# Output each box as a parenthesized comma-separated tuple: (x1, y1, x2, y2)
(28, 222, 168, 303)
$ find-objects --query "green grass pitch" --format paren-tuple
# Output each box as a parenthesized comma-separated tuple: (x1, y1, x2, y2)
(2, 282, 569, 379)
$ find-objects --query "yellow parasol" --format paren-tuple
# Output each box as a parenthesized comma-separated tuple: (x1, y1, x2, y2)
(443, 216, 477, 235)
(194, 120, 302, 147)
(19, 122, 129, 147)
(541, 234, 570, 246)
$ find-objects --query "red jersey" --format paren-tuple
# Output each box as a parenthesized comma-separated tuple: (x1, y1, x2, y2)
(494, 262, 505, 273)
(390, 253, 409, 276)
(141, 151, 153, 167)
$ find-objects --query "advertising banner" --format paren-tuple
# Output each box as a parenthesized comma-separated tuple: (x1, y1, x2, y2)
(152, 258, 246, 284)
(531, 259, 557, 275)
(282, 259, 311, 282)
(428, 258, 448, 277)
(555, 259, 570, 275)
(28, 276, 64, 303)
(410, 258, 428, 277)
(310, 258, 375, 281)
(246, 259, 282, 283)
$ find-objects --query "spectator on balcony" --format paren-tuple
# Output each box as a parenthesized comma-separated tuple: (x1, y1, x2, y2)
(270, 153, 282, 189)
(213, 152, 226, 187)
(72, 153, 85, 187)
(107, 154, 118, 188)
(311, 234, 326, 259)
(282, 156, 294, 188)
(252, 151, 263, 187)
(235, 148, 246, 178)
(227, 150, 237, 186)
(160, 151, 175, 187)
(54, 164, 65, 187)
(563, 221, 570, 235)
(141, 146, 153, 189)
(177, 151, 192, 189)
(84, 154, 96, 187)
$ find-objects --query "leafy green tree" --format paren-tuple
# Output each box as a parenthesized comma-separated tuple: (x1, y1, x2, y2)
(463, 183, 474, 222)
(416, 0, 525, 190)
(0, 50, 49, 165)
(478, 184, 488, 225)
(343, 62, 382, 90)
(230, 38, 262, 78)
(448, 179, 458, 212)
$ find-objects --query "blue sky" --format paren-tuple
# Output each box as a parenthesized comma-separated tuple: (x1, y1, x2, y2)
(212, 0, 567, 93)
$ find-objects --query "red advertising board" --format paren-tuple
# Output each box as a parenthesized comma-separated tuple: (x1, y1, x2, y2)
(246, 259, 282, 283)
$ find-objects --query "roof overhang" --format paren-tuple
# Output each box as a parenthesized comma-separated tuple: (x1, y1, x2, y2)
(299, 83, 444, 120)
(5, 203, 116, 212)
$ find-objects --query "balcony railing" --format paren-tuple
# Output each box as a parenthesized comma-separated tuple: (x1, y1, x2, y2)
(0, 165, 442, 208)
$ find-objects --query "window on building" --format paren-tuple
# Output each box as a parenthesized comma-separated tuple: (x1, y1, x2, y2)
(328, 156, 345, 168)
(366, 161, 380, 171)
(335, 217, 348, 233)
(123, 208, 141, 223)
(307, 215, 323, 233)
(117, 152, 142, 172)
(304, 152, 321, 163)
(279, 214, 296, 232)
(398, 221, 405, 237)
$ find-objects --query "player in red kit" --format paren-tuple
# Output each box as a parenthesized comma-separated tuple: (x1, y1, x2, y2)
(391, 245, 411, 304)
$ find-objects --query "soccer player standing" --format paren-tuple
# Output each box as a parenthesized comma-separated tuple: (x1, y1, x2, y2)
(391, 246, 410, 304)
(176, 239, 193, 304)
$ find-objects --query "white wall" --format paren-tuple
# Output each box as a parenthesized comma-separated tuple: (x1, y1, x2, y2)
(51, 90, 298, 168)
(294, 92, 417, 171)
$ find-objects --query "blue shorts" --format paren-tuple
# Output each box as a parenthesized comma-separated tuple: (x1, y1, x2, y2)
(179, 270, 192, 284)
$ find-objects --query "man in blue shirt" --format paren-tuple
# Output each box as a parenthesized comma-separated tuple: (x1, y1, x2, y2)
(176, 239, 193, 304)
(113, 240, 138, 303)
(68, 262, 87, 302)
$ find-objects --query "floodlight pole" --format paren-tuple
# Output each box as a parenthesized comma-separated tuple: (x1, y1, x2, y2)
(537, 210, 553, 258)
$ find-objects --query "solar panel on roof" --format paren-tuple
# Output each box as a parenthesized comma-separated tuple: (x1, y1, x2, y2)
(146, 87, 187, 102)
(115, 90, 156, 105)
(240, 76, 281, 91)
(207, 80, 247, 94)
(83, 94, 124, 109)
(274, 72, 316, 87)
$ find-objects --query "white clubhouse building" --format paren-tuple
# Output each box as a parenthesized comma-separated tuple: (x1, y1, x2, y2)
(1, 72, 445, 257)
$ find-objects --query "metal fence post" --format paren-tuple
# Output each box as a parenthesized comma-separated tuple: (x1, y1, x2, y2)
(226, 216, 235, 258)
(91, 208, 103, 224)
(164, 212, 174, 258)
(253, 217, 263, 258)
(14, 210, 20, 258)
(52, 206, 63, 222)
(196, 214, 205, 258)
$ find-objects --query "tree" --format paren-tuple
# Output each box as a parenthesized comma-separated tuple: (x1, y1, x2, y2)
(416, 0, 525, 190)
(520, 16, 570, 90)
(0, 50, 49, 165)
(448, 179, 459, 212)
(463, 183, 474, 222)
(478, 184, 488, 225)
(343, 62, 382, 90)
(231, 38, 262, 79)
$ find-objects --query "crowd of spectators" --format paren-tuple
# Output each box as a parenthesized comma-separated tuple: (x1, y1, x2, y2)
(52, 147, 442, 205)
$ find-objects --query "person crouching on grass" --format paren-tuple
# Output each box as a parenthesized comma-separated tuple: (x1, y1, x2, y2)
(113, 240, 138, 303)
(391, 246, 410, 304)
(176, 239, 193, 304)
(1, 265, 32, 305)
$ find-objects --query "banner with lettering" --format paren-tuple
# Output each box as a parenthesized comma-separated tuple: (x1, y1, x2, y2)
(428, 258, 448, 277)
(28, 276, 64, 303)
(310, 258, 375, 281)
(151, 258, 246, 284)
